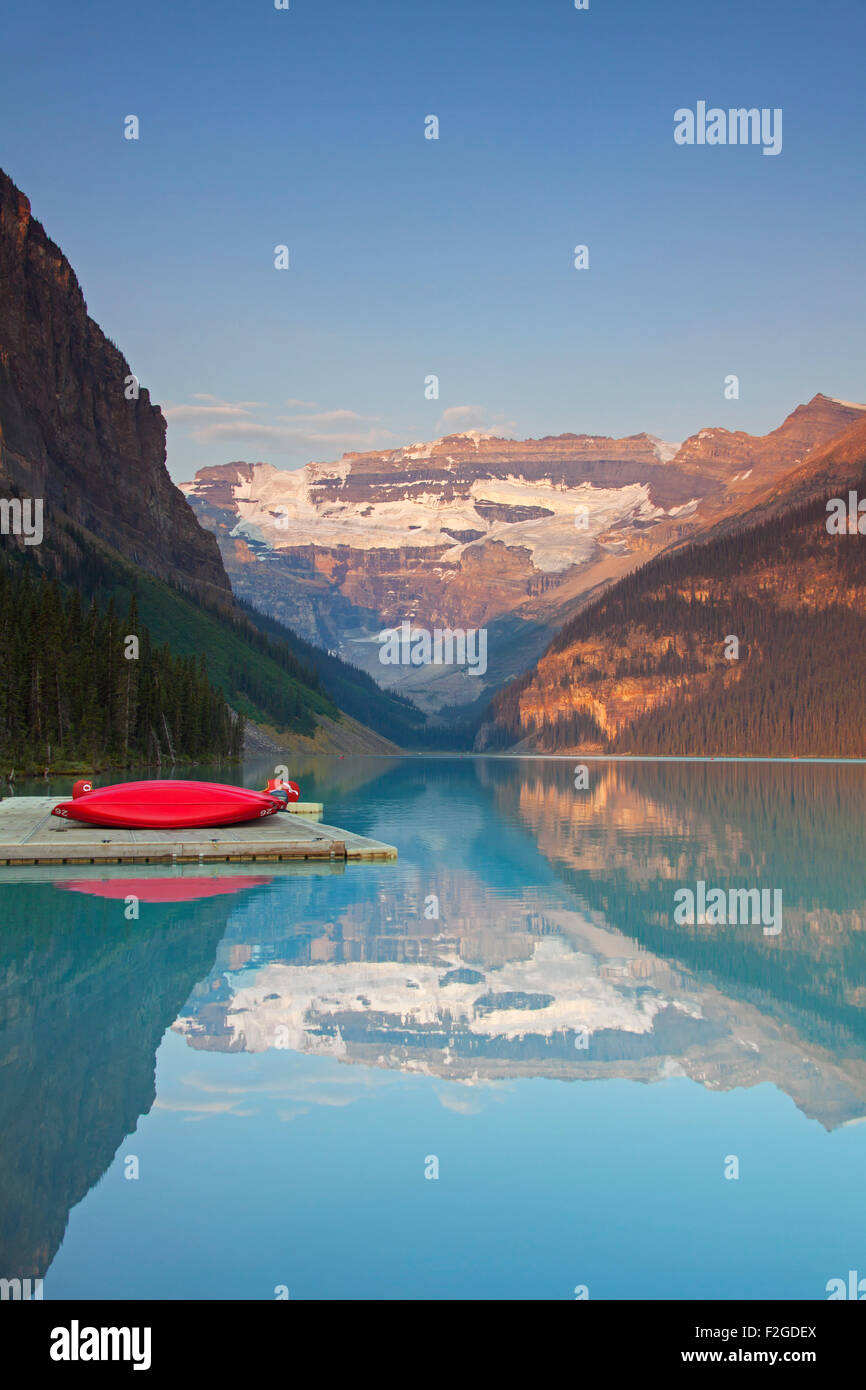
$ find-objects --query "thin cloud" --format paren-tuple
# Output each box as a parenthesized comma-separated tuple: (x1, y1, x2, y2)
(164, 398, 263, 424)
(275, 408, 374, 426)
(166, 394, 402, 459)
(435, 404, 517, 437)
(166, 394, 513, 463)
(193, 420, 400, 456)
(192, 393, 265, 407)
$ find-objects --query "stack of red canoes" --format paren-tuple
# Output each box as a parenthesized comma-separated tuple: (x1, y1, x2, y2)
(51, 776, 301, 830)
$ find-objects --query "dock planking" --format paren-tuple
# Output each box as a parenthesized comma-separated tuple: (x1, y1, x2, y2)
(0, 797, 397, 865)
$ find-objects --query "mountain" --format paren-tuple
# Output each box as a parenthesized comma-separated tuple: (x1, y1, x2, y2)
(181, 397, 865, 718)
(0, 168, 227, 601)
(0, 165, 412, 755)
(478, 412, 866, 756)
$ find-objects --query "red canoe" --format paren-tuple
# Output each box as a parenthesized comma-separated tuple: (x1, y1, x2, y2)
(51, 779, 285, 830)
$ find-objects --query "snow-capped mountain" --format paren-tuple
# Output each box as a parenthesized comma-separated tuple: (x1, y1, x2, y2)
(181, 396, 864, 715)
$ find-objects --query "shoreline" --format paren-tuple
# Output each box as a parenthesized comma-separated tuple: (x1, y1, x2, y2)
(361, 751, 866, 765)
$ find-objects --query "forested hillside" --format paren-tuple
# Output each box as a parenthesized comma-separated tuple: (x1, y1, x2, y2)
(0, 563, 242, 773)
(480, 416, 866, 758)
(235, 598, 428, 746)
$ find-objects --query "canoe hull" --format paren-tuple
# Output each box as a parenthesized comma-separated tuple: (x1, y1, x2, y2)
(51, 780, 283, 830)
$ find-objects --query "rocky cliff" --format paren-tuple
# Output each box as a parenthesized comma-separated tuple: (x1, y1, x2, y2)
(0, 166, 229, 600)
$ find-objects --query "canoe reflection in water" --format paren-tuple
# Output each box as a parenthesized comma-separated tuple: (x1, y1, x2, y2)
(54, 876, 274, 904)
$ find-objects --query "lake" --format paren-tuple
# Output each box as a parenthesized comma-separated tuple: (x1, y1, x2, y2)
(2, 754, 866, 1300)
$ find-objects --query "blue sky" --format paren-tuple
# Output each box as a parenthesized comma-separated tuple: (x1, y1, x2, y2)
(1, 0, 864, 480)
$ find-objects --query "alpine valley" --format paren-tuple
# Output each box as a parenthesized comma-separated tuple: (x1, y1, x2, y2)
(4, 155, 865, 760)
(182, 394, 866, 743)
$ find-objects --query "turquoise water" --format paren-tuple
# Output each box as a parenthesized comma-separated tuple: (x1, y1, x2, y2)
(3, 755, 866, 1300)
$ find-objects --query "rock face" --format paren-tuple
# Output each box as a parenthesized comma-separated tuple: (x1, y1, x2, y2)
(673, 395, 866, 484)
(0, 167, 229, 600)
(182, 399, 864, 713)
(479, 413, 866, 756)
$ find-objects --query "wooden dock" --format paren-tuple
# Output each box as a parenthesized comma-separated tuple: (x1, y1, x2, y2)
(0, 797, 397, 865)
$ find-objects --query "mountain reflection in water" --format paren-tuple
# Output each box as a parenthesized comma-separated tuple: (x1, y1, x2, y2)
(175, 759, 866, 1127)
(3, 756, 866, 1297)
